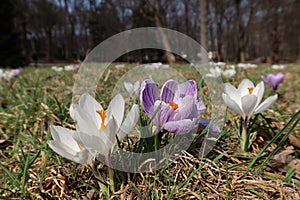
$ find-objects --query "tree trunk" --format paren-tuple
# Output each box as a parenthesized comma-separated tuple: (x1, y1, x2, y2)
(147, 0, 176, 63)
(200, 0, 208, 62)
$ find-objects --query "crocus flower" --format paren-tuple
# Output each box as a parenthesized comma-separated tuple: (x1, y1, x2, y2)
(261, 72, 284, 90)
(64, 65, 76, 71)
(11, 69, 20, 76)
(222, 79, 277, 120)
(124, 81, 140, 98)
(215, 62, 226, 67)
(198, 118, 220, 135)
(237, 63, 257, 69)
(51, 66, 63, 72)
(47, 126, 93, 164)
(222, 79, 278, 151)
(71, 93, 139, 158)
(222, 69, 236, 79)
(49, 93, 139, 162)
(140, 79, 205, 134)
(271, 64, 287, 70)
(205, 67, 222, 78)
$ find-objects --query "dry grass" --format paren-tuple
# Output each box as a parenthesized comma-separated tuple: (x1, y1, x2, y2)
(0, 63, 299, 199)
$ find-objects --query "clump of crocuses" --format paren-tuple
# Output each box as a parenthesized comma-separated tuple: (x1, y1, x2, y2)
(261, 72, 284, 90)
(222, 79, 277, 151)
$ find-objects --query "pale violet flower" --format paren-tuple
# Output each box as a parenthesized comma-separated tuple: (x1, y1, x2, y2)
(74, 64, 81, 70)
(222, 79, 277, 120)
(261, 72, 284, 90)
(0, 69, 20, 80)
(162, 64, 170, 69)
(11, 69, 20, 76)
(205, 67, 222, 78)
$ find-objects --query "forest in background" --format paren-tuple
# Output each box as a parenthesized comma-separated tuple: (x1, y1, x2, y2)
(1, 0, 299, 66)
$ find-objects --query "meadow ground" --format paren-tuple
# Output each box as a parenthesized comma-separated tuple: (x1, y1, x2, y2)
(0, 63, 299, 199)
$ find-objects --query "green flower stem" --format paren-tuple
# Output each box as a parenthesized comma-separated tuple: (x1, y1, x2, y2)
(240, 116, 249, 152)
(108, 167, 115, 193)
(154, 130, 163, 151)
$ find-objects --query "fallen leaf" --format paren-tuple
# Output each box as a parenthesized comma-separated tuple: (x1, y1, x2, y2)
(288, 134, 300, 149)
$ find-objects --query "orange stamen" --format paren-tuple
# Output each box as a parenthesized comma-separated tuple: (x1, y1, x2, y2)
(247, 87, 254, 94)
(96, 110, 106, 130)
(77, 142, 83, 151)
(169, 101, 179, 110)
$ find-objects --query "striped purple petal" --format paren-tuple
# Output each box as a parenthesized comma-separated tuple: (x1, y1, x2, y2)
(163, 119, 195, 134)
(160, 79, 178, 103)
(140, 79, 158, 116)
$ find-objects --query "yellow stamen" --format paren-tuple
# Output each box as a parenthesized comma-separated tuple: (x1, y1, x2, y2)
(77, 142, 83, 151)
(96, 110, 106, 130)
(169, 101, 179, 110)
(247, 87, 254, 94)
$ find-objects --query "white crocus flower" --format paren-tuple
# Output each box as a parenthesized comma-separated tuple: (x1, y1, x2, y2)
(222, 79, 277, 120)
(124, 81, 140, 98)
(205, 67, 222, 78)
(47, 126, 93, 164)
(72, 93, 139, 158)
(222, 69, 236, 79)
(48, 93, 139, 164)
(222, 79, 277, 151)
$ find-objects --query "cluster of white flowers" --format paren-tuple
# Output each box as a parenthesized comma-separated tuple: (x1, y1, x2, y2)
(115, 64, 125, 69)
(144, 62, 170, 69)
(237, 63, 258, 69)
(206, 65, 236, 79)
(51, 64, 80, 72)
(271, 64, 287, 70)
(0, 69, 20, 80)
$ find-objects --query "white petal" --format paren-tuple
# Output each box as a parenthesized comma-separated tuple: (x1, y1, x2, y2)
(118, 104, 139, 141)
(48, 140, 78, 161)
(253, 81, 264, 106)
(50, 125, 79, 152)
(75, 107, 99, 136)
(241, 95, 257, 117)
(222, 93, 244, 116)
(79, 93, 103, 127)
(224, 83, 241, 107)
(238, 79, 254, 97)
(69, 104, 78, 121)
(103, 116, 118, 146)
(76, 132, 107, 156)
(133, 81, 140, 91)
(124, 82, 133, 94)
(254, 94, 278, 114)
(106, 94, 124, 127)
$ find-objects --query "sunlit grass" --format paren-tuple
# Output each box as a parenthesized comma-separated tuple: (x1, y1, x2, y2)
(0, 63, 299, 199)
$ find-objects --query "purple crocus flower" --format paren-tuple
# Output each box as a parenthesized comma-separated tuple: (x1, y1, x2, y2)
(140, 79, 207, 134)
(261, 72, 284, 90)
(11, 69, 20, 76)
